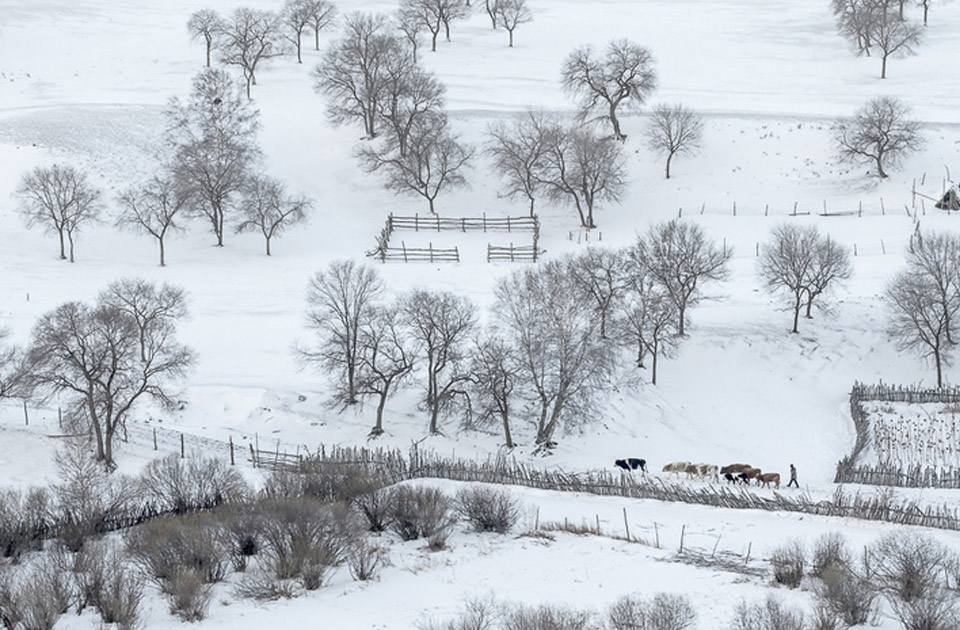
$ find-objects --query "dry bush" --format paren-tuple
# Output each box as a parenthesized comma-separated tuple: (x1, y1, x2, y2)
(810, 532, 852, 578)
(256, 497, 365, 585)
(0, 488, 49, 561)
(889, 590, 960, 630)
(124, 513, 230, 587)
(869, 531, 953, 602)
(814, 566, 879, 628)
(219, 507, 263, 572)
(0, 566, 22, 630)
(501, 602, 596, 630)
(389, 486, 457, 544)
(810, 604, 841, 630)
(417, 596, 499, 630)
(730, 595, 805, 630)
(95, 561, 143, 630)
(354, 486, 397, 532)
(455, 486, 520, 534)
(234, 570, 297, 601)
(167, 568, 212, 622)
(260, 462, 386, 503)
(769, 540, 805, 588)
(139, 453, 249, 514)
(31, 548, 74, 615)
(608, 593, 696, 630)
(348, 540, 387, 581)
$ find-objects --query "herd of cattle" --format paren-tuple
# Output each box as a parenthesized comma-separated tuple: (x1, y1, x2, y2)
(614, 459, 782, 488)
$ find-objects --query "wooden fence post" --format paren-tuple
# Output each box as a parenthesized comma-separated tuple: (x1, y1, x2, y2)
(679, 524, 686, 553)
(23, 400, 28, 426)
(229, 436, 235, 466)
(180, 433, 185, 458)
(622, 508, 630, 540)
(58, 407, 62, 428)
(153, 428, 158, 451)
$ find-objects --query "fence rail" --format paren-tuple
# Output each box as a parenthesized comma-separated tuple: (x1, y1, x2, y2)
(487, 243, 541, 262)
(371, 241, 460, 263)
(389, 213, 538, 233)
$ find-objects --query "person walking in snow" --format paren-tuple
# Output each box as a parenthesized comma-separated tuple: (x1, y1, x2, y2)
(787, 463, 798, 488)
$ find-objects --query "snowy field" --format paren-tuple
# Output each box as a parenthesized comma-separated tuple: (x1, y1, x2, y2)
(3, 0, 960, 628)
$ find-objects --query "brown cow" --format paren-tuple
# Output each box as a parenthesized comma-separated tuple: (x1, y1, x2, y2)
(662, 461, 691, 477)
(758, 472, 781, 489)
(738, 467, 762, 483)
(683, 463, 701, 479)
(720, 463, 752, 475)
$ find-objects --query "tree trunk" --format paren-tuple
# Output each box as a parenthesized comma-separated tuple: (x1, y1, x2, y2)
(315, 28, 320, 51)
(935, 348, 943, 387)
(665, 152, 674, 179)
(347, 364, 357, 405)
(536, 398, 563, 446)
(206, 38, 213, 67)
(431, 30, 438, 52)
(486, 0, 497, 27)
(881, 54, 888, 79)
(216, 207, 225, 246)
(58, 229, 67, 260)
(805, 293, 815, 318)
(651, 344, 659, 385)
(88, 397, 106, 463)
(68, 230, 76, 263)
(444, 20, 451, 42)
(876, 155, 888, 179)
(372, 390, 387, 435)
(159, 236, 166, 267)
(265, 236, 272, 256)
(792, 295, 801, 333)
(508, 29, 514, 47)
(677, 302, 687, 337)
(296, 38, 302, 64)
(528, 196, 535, 217)
(609, 102, 623, 140)
(501, 409, 513, 449)
(428, 196, 436, 215)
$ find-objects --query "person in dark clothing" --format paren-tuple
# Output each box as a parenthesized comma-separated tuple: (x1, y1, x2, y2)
(787, 463, 799, 488)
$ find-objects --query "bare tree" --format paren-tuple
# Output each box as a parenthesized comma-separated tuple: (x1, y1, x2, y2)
(566, 246, 630, 339)
(494, 258, 616, 449)
(188, 9, 226, 67)
(833, 0, 881, 56)
(166, 68, 261, 247)
(485, 110, 551, 216)
(438, 0, 470, 43)
(376, 57, 446, 157)
(401, 290, 477, 435)
(300, 260, 384, 407)
(98, 279, 189, 364)
(396, 7, 426, 62)
(313, 12, 398, 139)
(494, 0, 532, 47)
(560, 39, 657, 141)
(22, 291, 193, 468)
(914, 0, 951, 26)
(235, 175, 312, 256)
(644, 103, 704, 179)
(872, 7, 923, 77)
(758, 224, 849, 334)
(218, 8, 286, 99)
(833, 96, 923, 179)
(538, 124, 627, 228)
(469, 332, 518, 448)
(616, 266, 679, 384)
(483, 0, 498, 28)
(357, 114, 473, 214)
(356, 304, 417, 437)
(0, 328, 23, 400)
(905, 229, 960, 345)
(282, 0, 313, 63)
(304, 0, 338, 51)
(115, 174, 189, 267)
(16, 163, 103, 263)
(888, 274, 958, 388)
(638, 220, 730, 336)
(399, 0, 443, 53)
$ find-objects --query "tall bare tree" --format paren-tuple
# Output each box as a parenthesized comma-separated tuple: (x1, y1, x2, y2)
(356, 303, 417, 437)
(300, 260, 384, 407)
(494, 259, 616, 449)
(235, 175, 312, 256)
(538, 124, 627, 228)
(219, 8, 286, 99)
(644, 103, 704, 179)
(494, 0, 532, 47)
(188, 9, 226, 67)
(98, 279, 189, 364)
(166, 68, 261, 247)
(469, 332, 518, 448)
(305, 0, 338, 51)
(904, 229, 960, 346)
(115, 174, 189, 267)
(396, 7, 426, 62)
(399, 0, 444, 53)
(637, 220, 731, 336)
(376, 57, 446, 157)
(567, 246, 630, 339)
(803, 233, 854, 318)
(16, 163, 103, 263)
(357, 113, 473, 214)
(282, 0, 313, 63)
(616, 266, 679, 385)
(438, 0, 470, 43)
(887, 269, 954, 387)
(560, 39, 657, 141)
(872, 6, 923, 78)
(485, 110, 550, 216)
(832, 0, 881, 56)
(833, 96, 923, 179)
(313, 12, 398, 139)
(22, 291, 193, 467)
(402, 290, 477, 435)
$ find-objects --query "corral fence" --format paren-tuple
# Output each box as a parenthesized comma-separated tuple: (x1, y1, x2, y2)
(835, 381, 960, 488)
(367, 213, 542, 263)
(254, 443, 960, 532)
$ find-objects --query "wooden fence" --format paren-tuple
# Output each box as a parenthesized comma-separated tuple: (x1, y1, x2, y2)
(487, 243, 541, 262)
(835, 381, 960, 488)
(389, 213, 538, 233)
(370, 241, 460, 263)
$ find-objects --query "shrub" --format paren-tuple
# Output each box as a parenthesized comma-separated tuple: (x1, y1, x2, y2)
(167, 568, 212, 622)
(501, 603, 595, 630)
(348, 540, 387, 581)
(810, 532, 851, 578)
(354, 487, 397, 533)
(869, 531, 953, 602)
(389, 486, 457, 543)
(139, 453, 249, 514)
(455, 486, 520, 534)
(234, 570, 297, 601)
(124, 513, 230, 587)
(96, 561, 143, 630)
(815, 566, 878, 628)
(810, 604, 841, 630)
(220, 508, 263, 572)
(769, 541, 805, 588)
(31, 548, 74, 615)
(730, 595, 805, 630)
(0, 488, 49, 561)
(889, 590, 960, 630)
(417, 596, 499, 630)
(608, 593, 696, 630)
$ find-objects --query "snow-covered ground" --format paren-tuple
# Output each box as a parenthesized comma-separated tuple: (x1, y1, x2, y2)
(3, 0, 960, 627)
